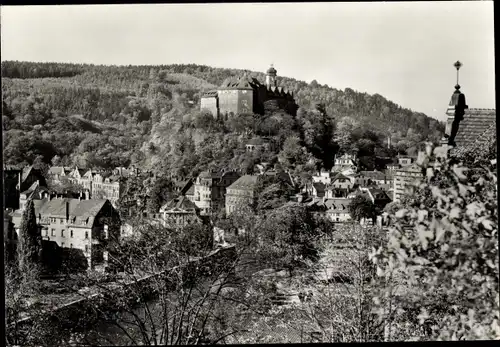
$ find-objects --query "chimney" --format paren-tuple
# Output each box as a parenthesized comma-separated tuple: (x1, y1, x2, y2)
(66, 200, 70, 221)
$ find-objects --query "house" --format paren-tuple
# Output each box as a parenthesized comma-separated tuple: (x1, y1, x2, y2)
(306, 198, 352, 223)
(334, 153, 356, 167)
(356, 171, 390, 189)
(48, 166, 72, 181)
(245, 137, 273, 153)
(397, 155, 414, 167)
(393, 163, 424, 203)
(160, 195, 203, 229)
(225, 175, 261, 215)
(330, 173, 353, 190)
(193, 169, 241, 215)
(311, 182, 326, 199)
(10, 196, 121, 271)
(312, 170, 336, 185)
(324, 198, 353, 223)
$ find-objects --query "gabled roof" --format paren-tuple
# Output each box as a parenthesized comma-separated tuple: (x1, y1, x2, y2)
(33, 198, 108, 219)
(358, 170, 386, 180)
(202, 90, 218, 98)
(312, 182, 326, 193)
(21, 166, 34, 182)
(160, 195, 198, 213)
(452, 117, 496, 156)
(185, 185, 195, 196)
(332, 173, 351, 182)
(323, 198, 352, 213)
(227, 175, 260, 191)
(453, 108, 496, 149)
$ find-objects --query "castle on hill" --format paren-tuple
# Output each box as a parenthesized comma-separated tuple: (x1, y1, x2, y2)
(200, 65, 298, 119)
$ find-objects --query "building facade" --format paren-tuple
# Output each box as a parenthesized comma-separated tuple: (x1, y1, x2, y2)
(225, 175, 260, 215)
(10, 197, 121, 271)
(393, 164, 424, 203)
(193, 170, 241, 215)
(160, 195, 203, 229)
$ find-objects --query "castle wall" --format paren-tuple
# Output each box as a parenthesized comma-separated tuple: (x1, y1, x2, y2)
(217, 89, 254, 117)
(218, 90, 239, 116)
(200, 96, 219, 118)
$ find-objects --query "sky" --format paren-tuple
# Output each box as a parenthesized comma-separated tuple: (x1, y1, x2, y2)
(1, 2, 495, 122)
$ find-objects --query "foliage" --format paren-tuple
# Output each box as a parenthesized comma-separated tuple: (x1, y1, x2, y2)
(371, 143, 499, 341)
(348, 194, 378, 222)
(18, 199, 41, 272)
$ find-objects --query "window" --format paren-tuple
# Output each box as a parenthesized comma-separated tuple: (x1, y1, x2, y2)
(51, 229, 55, 236)
(70, 244, 73, 248)
(61, 229, 65, 237)
(85, 231, 89, 239)
(60, 219, 63, 224)
(70, 230, 73, 238)
(85, 245, 89, 253)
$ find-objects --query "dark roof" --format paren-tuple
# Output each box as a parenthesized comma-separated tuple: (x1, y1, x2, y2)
(323, 198, 352, 213)
(453, 108, 496, 149)
(160, 195, 198, 213)
(247, 137, 267, 146)
(358, 171, 386, 180)
(185, 185, 195, 196)
(202, 90, 218, 98)
(227, 175, 260, 191)
(332, 173, 351, 182)
(312, 182, 326, 193)
(452, 117, 496, 156)
(33, 198, 108, 219)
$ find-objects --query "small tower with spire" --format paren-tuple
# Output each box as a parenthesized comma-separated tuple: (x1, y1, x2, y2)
(265, 64, 277, 88)
(443, 60, 468, 146)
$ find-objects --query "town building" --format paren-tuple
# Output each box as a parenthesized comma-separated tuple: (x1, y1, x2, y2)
(245, 137, 274, 153)
(3, 165, 47, 210)
(10, 196, 121, 271)
(396, 155, 415, 167)
(307, 198, 353, 223)
(393, 163, 424, 203)
(48, 166, 122, 206)
(355, 170, 391, 189)
(193, 169, 241, 215)
(160, 195, 203, 229)
(225, 175, 261, 215)
(200, 65, 298, 119)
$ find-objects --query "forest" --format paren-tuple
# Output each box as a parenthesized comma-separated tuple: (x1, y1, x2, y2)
(2, 60, 445, 184)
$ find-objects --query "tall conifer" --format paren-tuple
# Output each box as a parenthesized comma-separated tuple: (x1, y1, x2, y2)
(18, 199, 40, 270)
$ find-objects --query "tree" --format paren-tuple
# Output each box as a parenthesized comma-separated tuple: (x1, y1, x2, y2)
(17, 199, 41, 272)
(371, 144, 499, 341)
(349, 195, 377, 223)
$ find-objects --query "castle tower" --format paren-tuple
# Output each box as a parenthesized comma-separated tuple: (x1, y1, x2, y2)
(265, 64, 277, 88)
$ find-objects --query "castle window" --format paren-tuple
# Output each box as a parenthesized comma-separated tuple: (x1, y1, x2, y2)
(61, 229, 65, 237)
(85, 231, 89, 239)
(85, 245, 89, 253)
(51, 229, 55, 236)
(70, 230, 74, 238)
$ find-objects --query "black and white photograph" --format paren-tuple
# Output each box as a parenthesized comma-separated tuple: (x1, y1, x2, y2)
(2, 1, 497, 345)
